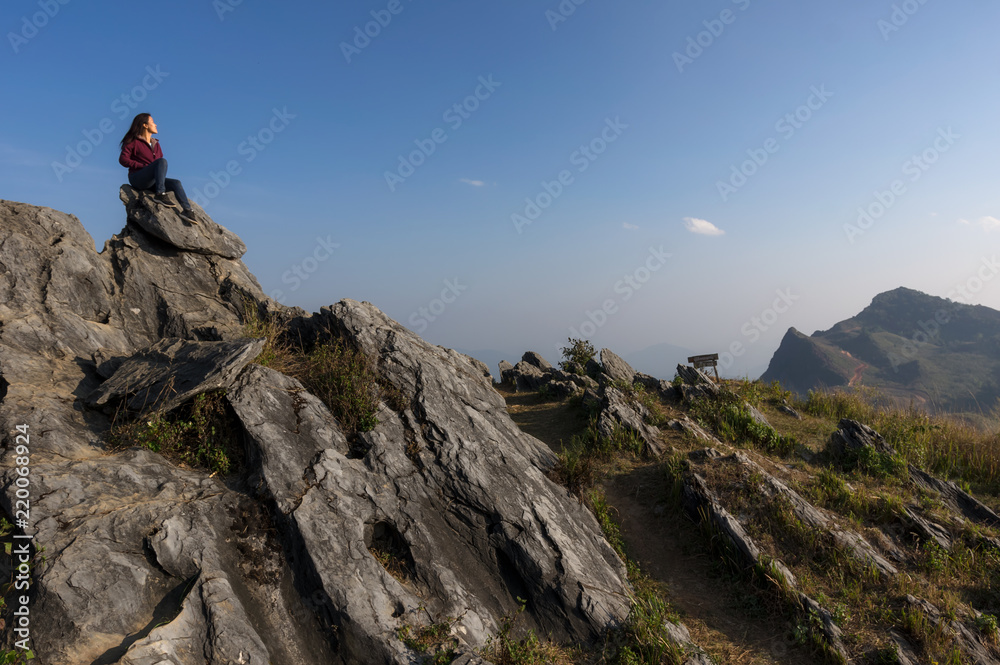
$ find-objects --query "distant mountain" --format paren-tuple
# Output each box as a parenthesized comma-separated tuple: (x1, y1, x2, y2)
(761, 287, 1000, 413)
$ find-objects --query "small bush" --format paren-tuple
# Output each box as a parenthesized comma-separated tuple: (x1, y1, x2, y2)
(549, 436, 596, 497)
(242, 299, 300, 373)
(298, 341, 383, 436)
(977, 613, 999, 641)
(242, 303, 403, 437)
(480, 598, 577, 665)
(108, 391, 241, 475)
(691, 390, 796, 455)
(399, 617, 459, 664)
(559, 338, 596, 376)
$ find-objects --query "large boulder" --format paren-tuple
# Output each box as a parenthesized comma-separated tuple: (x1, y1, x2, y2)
(521, 350, 553, 370)
(0, 197, 631, 664)
(88, 337, 265, 414)
(120, 185, 247, 259)
(600, 348, 636, 385)
(597, 386, 665, 456)
(829, 418, 897, 458)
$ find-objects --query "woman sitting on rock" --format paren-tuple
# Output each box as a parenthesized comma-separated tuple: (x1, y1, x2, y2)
(119, 113, 198, 224)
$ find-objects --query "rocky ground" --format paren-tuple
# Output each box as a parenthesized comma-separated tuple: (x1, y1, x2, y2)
(499, 349, 1000, 664)
(3, 190, 1000, 664)
(0, 191, 632, 664)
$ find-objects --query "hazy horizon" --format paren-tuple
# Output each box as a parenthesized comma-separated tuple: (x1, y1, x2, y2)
(4, 1, 998, 380)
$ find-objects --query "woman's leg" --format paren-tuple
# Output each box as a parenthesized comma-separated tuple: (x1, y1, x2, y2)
(128, 158, 169, 194)
(164, 178, 192, 211)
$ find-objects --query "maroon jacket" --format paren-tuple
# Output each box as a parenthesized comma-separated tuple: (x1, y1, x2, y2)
(119, 138, 163, 173)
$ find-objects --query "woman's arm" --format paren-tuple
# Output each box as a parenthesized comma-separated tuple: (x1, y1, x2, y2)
(119, 141, 145, 170)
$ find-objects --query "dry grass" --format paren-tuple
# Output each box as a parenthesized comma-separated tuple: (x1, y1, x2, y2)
(803, 387, 1000, 492)
(241, 303, 403, 441)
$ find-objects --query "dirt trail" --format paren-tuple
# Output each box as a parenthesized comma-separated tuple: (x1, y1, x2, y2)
(501, 388, 812, 663)
(840, 350, 868, 387)
(604, 467, 811, 665)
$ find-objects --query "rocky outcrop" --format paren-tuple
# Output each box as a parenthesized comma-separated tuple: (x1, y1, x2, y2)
(597, 386, 666, 456)
(675, 363, 719, 402)
(681, 450, 851, 661)
(904, 595, 1000, 665)
(88, 337, 265, 414)
(120, 185, 247, 259)
(0, 196, 632, 663)
(729, 451, 898, 578)
(599, 348, 635, 385)
(830, 418, 898, 458)
(909, 464, 1000, 529)
(499, 351, 596, 395)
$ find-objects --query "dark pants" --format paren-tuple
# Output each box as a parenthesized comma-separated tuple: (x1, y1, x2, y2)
(128, 158, 191, 210)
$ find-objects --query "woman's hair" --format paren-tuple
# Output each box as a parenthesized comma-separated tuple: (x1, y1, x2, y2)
(119, 113, 152, 150)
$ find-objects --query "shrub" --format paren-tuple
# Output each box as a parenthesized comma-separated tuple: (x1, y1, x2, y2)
(398, 616, 459, 664)
(691, 389, 797, 455)
(298, 341, 383, 436)
(241, 305, 404, 438)
(480, 598, 577, 665)
(559, 338, 596, 376)
(107, 391, 240, 475)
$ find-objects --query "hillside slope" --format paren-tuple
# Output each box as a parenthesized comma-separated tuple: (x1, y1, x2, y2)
(761, 287, 1000, 413)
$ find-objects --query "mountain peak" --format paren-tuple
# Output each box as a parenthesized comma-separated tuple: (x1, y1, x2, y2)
(763, 287, 1000, 412)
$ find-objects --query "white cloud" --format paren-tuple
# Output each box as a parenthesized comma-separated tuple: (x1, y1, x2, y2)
(622, 222, 639, 230)
(683, 217, 725, 236)
(460, 178, 485, 187)
(958, 216, 1000, 232)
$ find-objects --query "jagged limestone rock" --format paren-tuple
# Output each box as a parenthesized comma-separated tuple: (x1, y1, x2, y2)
(0, 198, 631, 664)
(498, 359, 515, 384)
(731, 451, 898, 579)
(904, 595, 1000, 665)
(600, 348, 636, 385)
(675, 363, 719, 395)
(119, 185, 247, 259)
(668, 416, 722, 445)
(226, 301, 632, 663)
(598, 386, 666, 456)
(909, 464, 1000, 528)
(88, 337, 265, 415)
(521, 350, 552, 370)
(830, 418, 897, 457)
(681, 452, 853, 662)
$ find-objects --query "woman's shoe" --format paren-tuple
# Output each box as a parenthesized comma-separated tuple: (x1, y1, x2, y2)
(154, 192, 180, 209)
(181, 208, 199, 225)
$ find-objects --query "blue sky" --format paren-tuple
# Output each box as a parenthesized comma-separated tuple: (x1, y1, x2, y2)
(4, 0, 999, 378)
